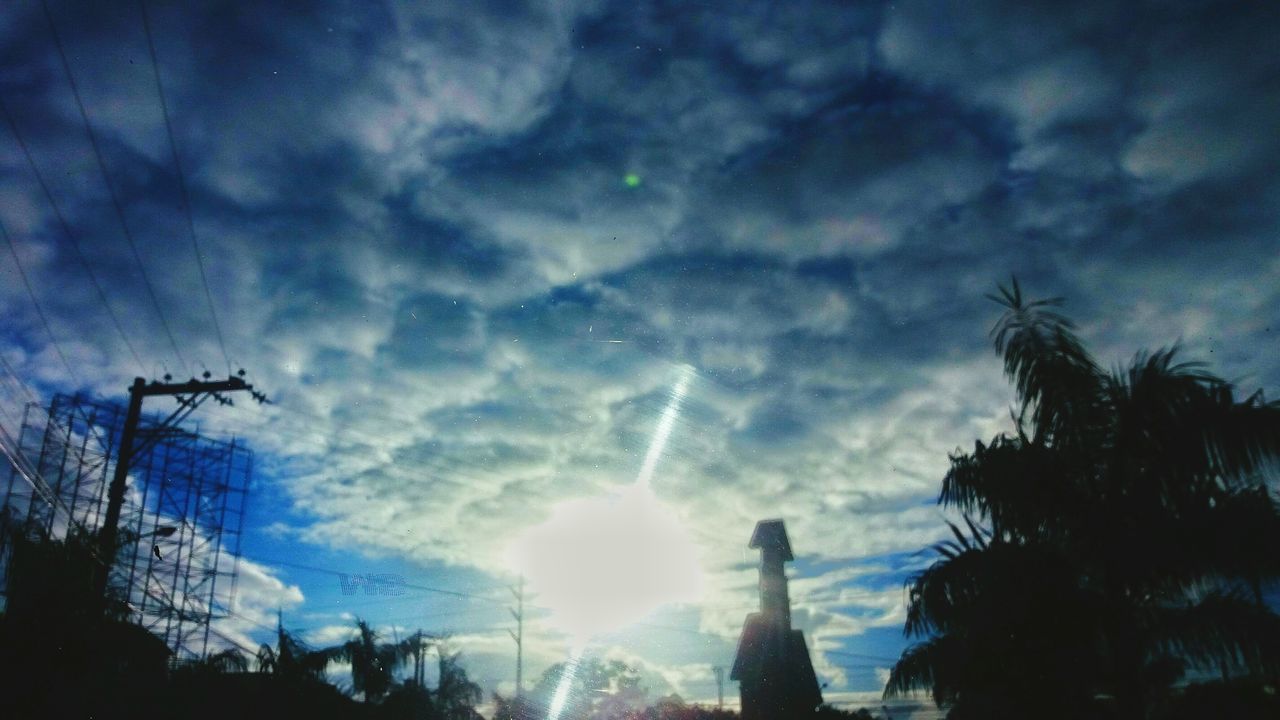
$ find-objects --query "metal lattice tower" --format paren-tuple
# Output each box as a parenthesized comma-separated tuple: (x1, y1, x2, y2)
(0, 393, 251, 660)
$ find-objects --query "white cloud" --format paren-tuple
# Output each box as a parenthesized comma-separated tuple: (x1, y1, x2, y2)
(3, 0, 1276, 704)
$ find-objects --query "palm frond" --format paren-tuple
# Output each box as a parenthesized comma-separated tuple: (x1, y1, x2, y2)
(1149, 589, 1280, 676)
(1147, 487, 1280, 592)
(204, 647, 250, 673)
(884, 638, 951, 702)
(1106, 350, 1280, 508)
(436, 650, 484, 716)
(940, 434, 1081, 539)
(898, 280, 1280, 715)
(987, 278, 1103, 447)
(255, 644, 275, 674)
(324, 617, 415, 702)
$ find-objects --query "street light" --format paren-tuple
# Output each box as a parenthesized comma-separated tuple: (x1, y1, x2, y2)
(144, 525, 177, 560)
(120, 525, 177, 542)
(117, 525, 177, 560)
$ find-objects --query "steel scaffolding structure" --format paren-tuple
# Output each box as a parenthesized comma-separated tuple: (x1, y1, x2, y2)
(0, 393, 251, 660)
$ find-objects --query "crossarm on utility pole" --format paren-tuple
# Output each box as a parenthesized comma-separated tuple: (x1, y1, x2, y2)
(93, 375, 258, 607)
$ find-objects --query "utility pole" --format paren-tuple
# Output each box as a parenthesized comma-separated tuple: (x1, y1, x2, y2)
(412, 630, 421, 686)
(94, 373, 262, 605)
(713, 665, 725, 709)
(509, 576, 524, 699)
(412, 630, 430, 687)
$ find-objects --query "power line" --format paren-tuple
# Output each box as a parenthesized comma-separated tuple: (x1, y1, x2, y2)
(300, 592, 473, 612)
(235, 605, 484, 639)
(0, 216, 79, 385)
(0, 357, 34, 401)
(0, 413, 113, 573)
(264, 558, 508, 603)
(221, 608, 281, 636)
(0, 395, 23, 431)
(195, 400, 535, 493)
(137, 0, 230, 374)
(0, 356, 39, 405)
(0, 94, 147, 373)
(826, 649, 898, 663)
(204, 624, 263, 657)
(0, 364, 125, 477)
(39, 0, 187, 374)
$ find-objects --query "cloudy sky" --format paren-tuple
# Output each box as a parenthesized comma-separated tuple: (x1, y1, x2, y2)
(1, 0, 1278, 711)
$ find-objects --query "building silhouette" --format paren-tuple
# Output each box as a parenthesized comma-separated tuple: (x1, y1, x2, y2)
(731, 519, 823, 720)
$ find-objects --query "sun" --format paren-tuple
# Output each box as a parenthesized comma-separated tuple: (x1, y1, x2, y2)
(507, 363, 702, 641)
(505, 483, 703, 641)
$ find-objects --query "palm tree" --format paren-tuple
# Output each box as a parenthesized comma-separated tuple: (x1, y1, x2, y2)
(199, 647, 251, 673)
(433, 649, 483, 720)
(329, 618, 416, 703)
(886, 279, 1280, 718)
(255, 616, 331, 681)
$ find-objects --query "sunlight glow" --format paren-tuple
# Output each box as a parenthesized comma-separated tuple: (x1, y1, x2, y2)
(507, 484, 704, 640)
(506, 365, 703, 641)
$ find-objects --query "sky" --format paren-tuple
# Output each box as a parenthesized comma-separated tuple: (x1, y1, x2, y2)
(1, 0, 1278, 713)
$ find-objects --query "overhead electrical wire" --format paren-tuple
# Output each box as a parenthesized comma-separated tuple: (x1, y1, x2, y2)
(266, 558, 509, 603)
(0, 415, 113, 574)
(0, 353, 39, 405)
(0, 356, 41, 445)
(0, 216, 80, 385)
(0, 94, 147, 374)
(196, 400, 541, 491)
(39, 0, 188, 374)
(204, 625, 263, 657)
(137, 0, 231, 375)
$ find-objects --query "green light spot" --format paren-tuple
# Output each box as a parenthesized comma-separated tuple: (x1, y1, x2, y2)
(624, 173, 642, 188)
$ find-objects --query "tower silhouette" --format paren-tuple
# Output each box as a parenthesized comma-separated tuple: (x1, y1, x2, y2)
(731, 519, 823, 720)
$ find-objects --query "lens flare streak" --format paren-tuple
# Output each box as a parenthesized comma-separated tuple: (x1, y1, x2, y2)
(547, 648, 582, 720)
(635, 364, 693, 491)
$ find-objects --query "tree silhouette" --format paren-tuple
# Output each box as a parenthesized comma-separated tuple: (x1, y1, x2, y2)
(191, 647, 252, 674)
(527, 657, 647, 720)
(382, 680, 438, 720)
(0, 518, 168, 718)
(255, 616, 331, 681)
(490, 691, 534, 720)
(432, 648, 483, 720)
(329, 617, 416, 703)
(886, 279, 1280, 719)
